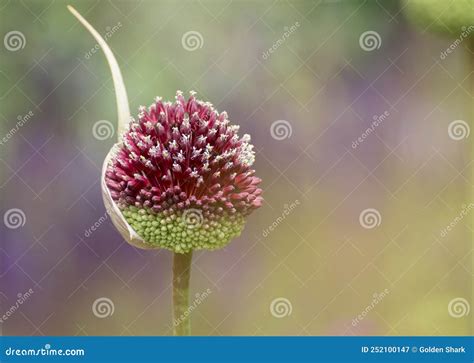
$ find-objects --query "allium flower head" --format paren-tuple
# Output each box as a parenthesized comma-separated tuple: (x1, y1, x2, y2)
(104, 91, 263, 252)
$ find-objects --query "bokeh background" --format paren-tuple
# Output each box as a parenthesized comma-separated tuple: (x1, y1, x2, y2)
(0, 0, 472, 336)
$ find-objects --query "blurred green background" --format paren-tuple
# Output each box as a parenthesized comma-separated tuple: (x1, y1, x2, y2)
(0, 0, 472, 336)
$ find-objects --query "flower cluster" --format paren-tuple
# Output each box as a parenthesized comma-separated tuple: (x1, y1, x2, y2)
(105, 91, 262, 252)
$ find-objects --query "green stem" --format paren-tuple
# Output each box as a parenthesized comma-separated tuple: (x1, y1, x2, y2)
(172, 251, 193, 336)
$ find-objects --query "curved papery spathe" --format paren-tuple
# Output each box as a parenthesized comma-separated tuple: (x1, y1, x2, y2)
(69, 5, 151, 249)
